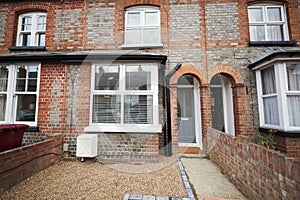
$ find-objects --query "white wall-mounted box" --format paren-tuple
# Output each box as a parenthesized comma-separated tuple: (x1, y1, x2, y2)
(76, 134, 98, 158)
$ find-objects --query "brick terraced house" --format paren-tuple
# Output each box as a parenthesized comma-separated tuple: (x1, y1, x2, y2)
(0, 0, 299, 162)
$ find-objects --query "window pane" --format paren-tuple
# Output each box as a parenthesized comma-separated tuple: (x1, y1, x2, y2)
(0, 94, 6, 121)
(250, 25, 265, 41)
(211, 87, 224, 131)
(125, 28, 142, 45)
(37, 15, 46, 30)
(37, 33, 45, 46)
(28, 66, 38, 78)
(16, 80, 26, 91)
(95, 66, 119, 90)
(16, 94, 36, 122)
(248, 8, 263, 22)
(21, 16, 32, 31)
(267, 7, 282, 21)
(263, 96, 279, 125)
(287, 96, 300, 126)
(22, 33, 31, 46)
(16, 67, 26, 91)
(127, 12, 140, 25)
(0, 66, 9, 92)
(261, 67, 276, 94)
(92, 95, 121, 123)
(124, 95, 153, 124)
(267, 25, 283, 41)
(17, 66, 27, 78)
(143, 28, 160, 44)
(145, 11, 158, 25)
(286, 64, 300, 91)
(126, 65, 151, 90)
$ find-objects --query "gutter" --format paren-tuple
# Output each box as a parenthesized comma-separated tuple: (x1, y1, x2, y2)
(164, 63, 182, 157)
(0, 52, 168, 63)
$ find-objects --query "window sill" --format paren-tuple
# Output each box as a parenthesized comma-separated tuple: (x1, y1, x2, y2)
(84, 124, 162, 133)
(8, 46, 46, 51)
(259, 127, 300, 137)
(249, 40, 297, 46)
(121, 43, 163, 49)
(26, 126, 40, 132)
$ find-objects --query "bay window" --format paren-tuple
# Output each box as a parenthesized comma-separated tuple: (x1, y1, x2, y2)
(0, 64, 40, 126)
(85, 63, 161, 133)
(248, 4, 289, 42)
(256, 62, 300, 131)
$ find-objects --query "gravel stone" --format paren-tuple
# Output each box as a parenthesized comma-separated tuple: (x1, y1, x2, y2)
(0, 158, 187, 200)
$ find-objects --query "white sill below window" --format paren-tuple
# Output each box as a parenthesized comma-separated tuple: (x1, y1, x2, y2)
(84, 124, 162, 133)
(121, 43, 163, 49)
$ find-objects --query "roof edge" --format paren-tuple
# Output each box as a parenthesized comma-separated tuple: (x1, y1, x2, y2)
(248, 49, 300, 69)
(0, 52, 168, 64)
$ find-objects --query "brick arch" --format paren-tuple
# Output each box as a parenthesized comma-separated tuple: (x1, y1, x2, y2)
(123, 1, 161, 9)
(208, 65, 244, 86)
(247, 0, 287, 5)
(11, 3, 52, 14)
(169, 65, 207, 85)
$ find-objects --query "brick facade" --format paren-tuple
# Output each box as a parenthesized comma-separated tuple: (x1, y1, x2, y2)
(0, 0, 299, 163)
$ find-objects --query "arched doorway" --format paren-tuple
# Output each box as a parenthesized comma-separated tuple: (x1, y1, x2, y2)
(177, 74, 202, 149)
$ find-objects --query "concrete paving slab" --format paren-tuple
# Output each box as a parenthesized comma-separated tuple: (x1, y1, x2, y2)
(181, 157, 248, 200)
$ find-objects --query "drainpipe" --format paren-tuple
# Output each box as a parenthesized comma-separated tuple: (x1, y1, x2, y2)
(165, 63, 182, 156)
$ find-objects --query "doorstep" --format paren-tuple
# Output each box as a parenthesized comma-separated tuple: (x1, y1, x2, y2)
(178, 146, 202, 154)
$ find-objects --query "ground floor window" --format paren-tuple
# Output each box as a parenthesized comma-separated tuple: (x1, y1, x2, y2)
(256, 62, 300, 131)
(85, 63, 161, 133)
(0, 63, 40, 126)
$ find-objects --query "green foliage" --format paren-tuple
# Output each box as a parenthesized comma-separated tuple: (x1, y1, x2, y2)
(254, 129, 277, 150)
(204, 154, 210, 160)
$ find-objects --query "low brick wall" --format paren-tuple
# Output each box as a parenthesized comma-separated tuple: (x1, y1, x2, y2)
(22, 132, 46, 146)
(207, 127, 300, 200)
(97, 133, 160, 163)
(0, 134, 63, 193)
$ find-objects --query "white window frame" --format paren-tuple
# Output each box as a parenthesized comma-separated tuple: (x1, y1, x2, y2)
(255, 61, 300, 132)
(248, 4, 289, 41)
(84, 63, 161, 133)
(210, 75, 235, 136)
(16, 12, 47, 47)
(122, 6, 163, 48)
(0, 63, 41, 126)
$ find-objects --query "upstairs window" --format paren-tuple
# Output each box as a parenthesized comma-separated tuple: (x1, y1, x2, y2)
(124, 6, 161, 47)
(248, 4, 289, 41)
(17, 12, 47, 47)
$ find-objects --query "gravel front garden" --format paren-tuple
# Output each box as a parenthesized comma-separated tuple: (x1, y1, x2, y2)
(0, 157, 187, 200)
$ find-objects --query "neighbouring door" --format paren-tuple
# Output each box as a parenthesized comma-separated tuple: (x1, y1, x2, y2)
(177, 87, 196, 144)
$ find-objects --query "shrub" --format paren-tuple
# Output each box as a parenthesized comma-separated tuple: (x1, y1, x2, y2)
(254, 129, 277, 150)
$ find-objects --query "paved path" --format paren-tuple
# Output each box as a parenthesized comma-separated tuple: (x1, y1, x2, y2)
(181, 157, 248, 200)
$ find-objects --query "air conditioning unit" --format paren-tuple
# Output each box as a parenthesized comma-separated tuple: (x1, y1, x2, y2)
(76, 134, 98, 161)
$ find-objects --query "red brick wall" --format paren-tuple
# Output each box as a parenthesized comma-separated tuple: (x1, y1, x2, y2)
(275, 136, 300, 158)
(0, 134, 63, 193)
(207, 127, 300, 200)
